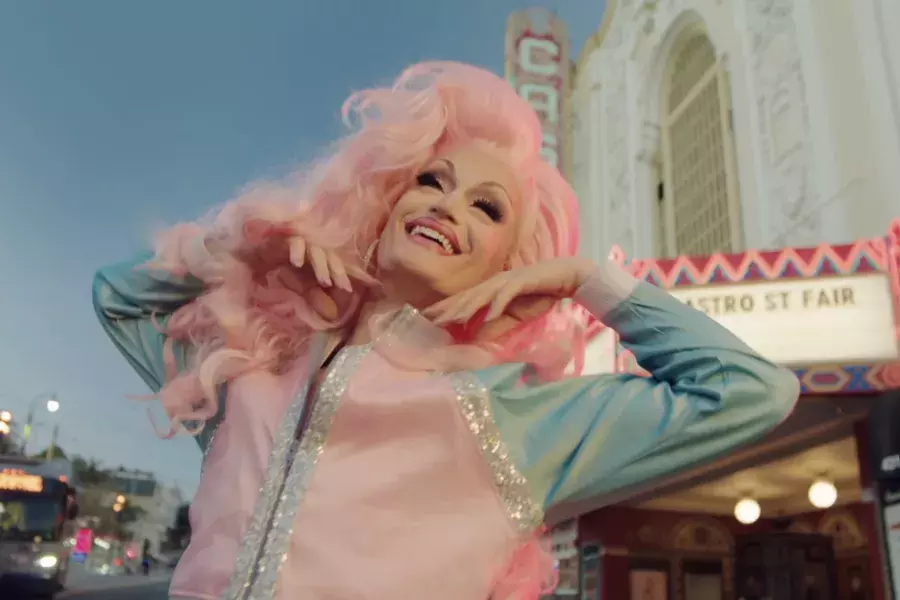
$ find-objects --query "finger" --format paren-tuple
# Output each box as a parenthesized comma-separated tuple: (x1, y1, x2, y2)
(326, 251, 353, 292)
(345, 265, 379, 287)
(308, 246, 332, 287)
(289, 237, 307, 268)
(425, 291, 475, 323)
(476, 314, 521, 342)
(304, 287, 340, 321)
(422, 297, 455, 319)
(485, 286, 519, 322)
(506, 295, 555, 322)
(440, 286, 498, 324)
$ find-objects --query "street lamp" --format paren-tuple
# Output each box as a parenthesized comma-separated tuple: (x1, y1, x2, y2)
(22, 393, 60, 455)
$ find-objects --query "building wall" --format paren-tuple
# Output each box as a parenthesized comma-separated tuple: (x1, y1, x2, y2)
(571, 0, 900, 262)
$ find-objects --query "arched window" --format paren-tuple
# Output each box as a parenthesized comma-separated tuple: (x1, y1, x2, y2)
(657, 30, 742, 257)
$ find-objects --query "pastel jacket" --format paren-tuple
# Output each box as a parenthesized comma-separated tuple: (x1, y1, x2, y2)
(92, 255, 800, 600)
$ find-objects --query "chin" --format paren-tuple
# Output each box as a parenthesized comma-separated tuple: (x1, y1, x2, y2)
(379, 259, 461, 304)
(399, 261, 460, 295)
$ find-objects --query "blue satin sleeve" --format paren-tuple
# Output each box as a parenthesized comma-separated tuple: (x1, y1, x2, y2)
(92, 252, 222, 450)
(475, 280, 800, 510)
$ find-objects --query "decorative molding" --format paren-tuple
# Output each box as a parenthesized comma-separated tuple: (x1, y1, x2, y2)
(745, 0, 820, 246)
(670, 517, 735, 553)
(601, 56, 636, 257)
(818, 510, 867, 552)
(636, 121, 662, 165)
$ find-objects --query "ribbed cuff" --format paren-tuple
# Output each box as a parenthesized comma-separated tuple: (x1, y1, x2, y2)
(573, 261, 640, 320)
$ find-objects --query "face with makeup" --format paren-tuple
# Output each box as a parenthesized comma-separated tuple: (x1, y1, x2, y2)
(375, 144, 522, 306)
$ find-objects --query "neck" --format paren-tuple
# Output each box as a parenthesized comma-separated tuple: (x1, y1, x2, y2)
(346, 296, 409, 347)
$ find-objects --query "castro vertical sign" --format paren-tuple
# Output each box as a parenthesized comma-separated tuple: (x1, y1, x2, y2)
(505, 9, 572, 177)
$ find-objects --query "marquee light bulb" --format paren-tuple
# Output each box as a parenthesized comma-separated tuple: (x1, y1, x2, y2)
(808, 479, 838, 509)
(734, 498, 761, 524)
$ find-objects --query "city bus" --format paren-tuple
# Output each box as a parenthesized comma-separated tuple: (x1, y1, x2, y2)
(0, 457, 78, 598)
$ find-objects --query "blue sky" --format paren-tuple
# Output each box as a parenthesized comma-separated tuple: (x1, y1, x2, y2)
(0, 0, 607, 499)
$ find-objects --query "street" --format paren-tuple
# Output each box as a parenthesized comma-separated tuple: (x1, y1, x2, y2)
(52, 562, 171, 599)
(60, 579, 170, 599)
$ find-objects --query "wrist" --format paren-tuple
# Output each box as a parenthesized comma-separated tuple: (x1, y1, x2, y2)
(571, 258, 599, 294)
(572, 260, 641, 320)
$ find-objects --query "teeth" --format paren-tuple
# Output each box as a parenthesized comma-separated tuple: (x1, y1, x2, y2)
(410, 225, 455, 254)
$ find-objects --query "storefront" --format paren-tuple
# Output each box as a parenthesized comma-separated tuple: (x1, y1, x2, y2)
(548, 221, 900, 600)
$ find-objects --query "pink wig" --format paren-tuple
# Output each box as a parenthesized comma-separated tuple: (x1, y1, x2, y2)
(150, 61, 576, 599)
(150, 60, 582, 427)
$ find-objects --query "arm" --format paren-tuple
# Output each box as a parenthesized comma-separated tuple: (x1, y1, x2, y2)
(476, 262, 800, 509)
(92, 244, 221, 447)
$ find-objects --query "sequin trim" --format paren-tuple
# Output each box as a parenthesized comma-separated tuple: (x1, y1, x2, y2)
(221, 335, 328, 600)
(450, 372, 544, 534)
(199, 425, 218, 475)
(245, 344, 368, 599)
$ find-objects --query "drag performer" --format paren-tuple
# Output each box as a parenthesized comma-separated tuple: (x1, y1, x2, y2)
(93, 62, 799, 599)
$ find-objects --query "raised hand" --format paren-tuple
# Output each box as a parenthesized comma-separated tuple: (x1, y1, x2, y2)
(288, 236, 375, 292)
(423, 257, 595, 325)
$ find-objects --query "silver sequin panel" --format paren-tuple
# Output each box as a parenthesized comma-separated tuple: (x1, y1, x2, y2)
(245, 344, 369, 599)
(450, 372, 544, 534)
(221, 335, 328, 600)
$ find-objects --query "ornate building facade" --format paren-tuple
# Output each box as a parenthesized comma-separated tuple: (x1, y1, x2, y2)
(506, 3, 900, 599)
(569, 0, 900, 262)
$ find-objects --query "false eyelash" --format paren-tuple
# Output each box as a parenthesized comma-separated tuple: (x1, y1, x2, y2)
(474, 198, 503, 222)
(416, 172, 444, 191)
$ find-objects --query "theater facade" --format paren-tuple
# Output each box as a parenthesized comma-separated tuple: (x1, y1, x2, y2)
(545, 222, 900, 600)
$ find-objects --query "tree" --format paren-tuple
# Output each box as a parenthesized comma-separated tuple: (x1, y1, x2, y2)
(29, 446, 68, 461)
(164, 503, 191, 551)
(71, 456, 111, 486)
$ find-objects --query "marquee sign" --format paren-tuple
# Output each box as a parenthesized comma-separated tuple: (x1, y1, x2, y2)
(579, 223, 900, 394)
(505, 9, 571, 176)
(0, 468, 44, 493)
(670, 274, 897, 365)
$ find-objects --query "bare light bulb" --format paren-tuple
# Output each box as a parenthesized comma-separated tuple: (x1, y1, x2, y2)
(808, 479, 838, 509)
(734, 498, 761, 524)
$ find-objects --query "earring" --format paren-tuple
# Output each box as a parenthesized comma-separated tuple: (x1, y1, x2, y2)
(363, 239, 379, 272)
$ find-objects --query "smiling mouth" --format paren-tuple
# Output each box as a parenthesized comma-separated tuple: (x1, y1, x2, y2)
(405, 223, 460, 255)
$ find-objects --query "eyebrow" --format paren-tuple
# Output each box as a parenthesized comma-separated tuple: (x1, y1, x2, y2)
(479, 181, 513, 206)
(434, 159, 456, 179)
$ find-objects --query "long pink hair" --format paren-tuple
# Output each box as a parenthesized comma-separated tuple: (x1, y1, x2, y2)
(151, 61, 576, 599)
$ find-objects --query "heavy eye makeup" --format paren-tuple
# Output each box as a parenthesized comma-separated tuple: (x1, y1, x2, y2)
(473, 197, 504, 223)
(416, 168, 506, 224)
(416, 171, 446, 191)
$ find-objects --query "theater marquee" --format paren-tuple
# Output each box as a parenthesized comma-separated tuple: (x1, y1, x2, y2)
(670, 273, 898, 365)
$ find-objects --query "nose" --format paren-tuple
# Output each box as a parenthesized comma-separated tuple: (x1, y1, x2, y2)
(428, 200, 459, 224)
